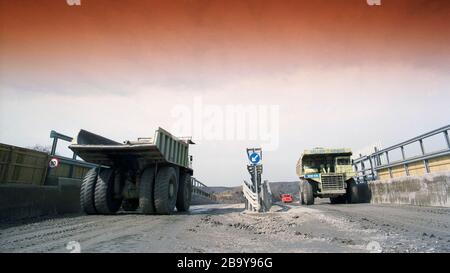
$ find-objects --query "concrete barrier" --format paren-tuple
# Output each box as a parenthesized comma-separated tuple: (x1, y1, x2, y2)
(0, 178, 82, 221)
(368, 171, 450, 207)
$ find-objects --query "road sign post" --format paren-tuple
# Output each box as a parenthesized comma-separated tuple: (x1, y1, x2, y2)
(243, 148, 271, 212)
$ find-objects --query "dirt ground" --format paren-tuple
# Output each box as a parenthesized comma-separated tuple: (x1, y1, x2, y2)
(0, 201, 449, 253)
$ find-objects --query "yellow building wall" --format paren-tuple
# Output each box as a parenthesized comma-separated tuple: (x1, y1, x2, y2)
(377, 169, 390, 181)
(429, 155, 450, 173)
(408, 161, 427, 176)
(377, 154, 450, 181)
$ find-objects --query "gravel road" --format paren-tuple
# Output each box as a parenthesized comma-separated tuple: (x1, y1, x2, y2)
(0, 202, 449, 253)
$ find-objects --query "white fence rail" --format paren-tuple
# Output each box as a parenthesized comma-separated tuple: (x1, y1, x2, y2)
(243, 180, 272, 212)
(243, 182, 260, 211)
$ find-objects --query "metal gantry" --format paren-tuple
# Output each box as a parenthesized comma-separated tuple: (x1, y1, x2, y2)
(47, 130, 98, 184)
(353, 124, 450, 182)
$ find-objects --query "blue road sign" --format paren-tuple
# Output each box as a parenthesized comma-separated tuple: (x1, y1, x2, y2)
(249, 152, 261, 164)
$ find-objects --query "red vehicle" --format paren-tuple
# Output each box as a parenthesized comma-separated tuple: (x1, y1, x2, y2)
(280, 194, 293, 203)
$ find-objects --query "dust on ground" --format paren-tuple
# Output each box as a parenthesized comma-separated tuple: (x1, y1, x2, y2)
(1, 201, 449, 253)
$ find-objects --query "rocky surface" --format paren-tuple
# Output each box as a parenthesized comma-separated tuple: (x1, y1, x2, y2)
(1, 201, 448, 253)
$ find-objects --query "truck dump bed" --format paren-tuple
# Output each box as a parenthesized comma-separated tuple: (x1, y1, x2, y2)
(70, 128, 193, 169)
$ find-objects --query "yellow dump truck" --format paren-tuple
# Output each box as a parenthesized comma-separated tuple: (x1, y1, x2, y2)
(296, 148, 369, 205)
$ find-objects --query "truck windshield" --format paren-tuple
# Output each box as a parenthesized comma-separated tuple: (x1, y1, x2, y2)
(336, 158, 350, 165)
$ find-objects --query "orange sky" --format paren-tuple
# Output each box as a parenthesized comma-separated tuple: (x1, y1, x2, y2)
(1, 0, 449, 78)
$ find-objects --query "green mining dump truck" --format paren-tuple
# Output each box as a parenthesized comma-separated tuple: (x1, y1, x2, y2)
(296, 148, 370, 205)
(69, 128, 194, 215)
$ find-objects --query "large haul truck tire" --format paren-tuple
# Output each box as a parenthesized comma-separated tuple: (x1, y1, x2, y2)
(154, 166, 178, 214)
(138, 167, 156, 214)
(80, 168, 98, 214)
(346, 180, 359, 204)
(302, 180, 314, 205)
(95, 168, 123, 214)
(357, 182, 371, 203)
(176, 173, 192, 212)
